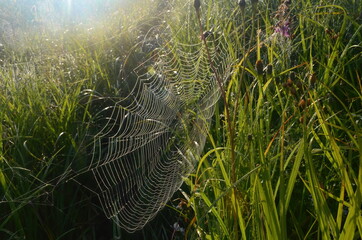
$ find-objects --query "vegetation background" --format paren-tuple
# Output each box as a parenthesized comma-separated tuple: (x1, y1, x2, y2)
(0, 0, 361, 239)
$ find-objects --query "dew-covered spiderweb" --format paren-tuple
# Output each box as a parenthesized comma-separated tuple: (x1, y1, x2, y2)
(0, 1, 235, 233)
(0, 0, 237, 234)
(87, 28, 233, 231)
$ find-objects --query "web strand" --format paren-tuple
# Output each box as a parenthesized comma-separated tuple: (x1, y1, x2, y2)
(89, 31, 232, 231)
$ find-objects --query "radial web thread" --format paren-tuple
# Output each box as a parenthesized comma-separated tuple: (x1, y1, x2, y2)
(89, 32, 232, 232)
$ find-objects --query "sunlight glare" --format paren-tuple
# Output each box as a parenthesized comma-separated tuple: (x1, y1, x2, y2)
(67, 0, 72, 16)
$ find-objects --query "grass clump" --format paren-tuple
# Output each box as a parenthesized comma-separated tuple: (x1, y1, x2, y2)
(177, 0, 362, 239)
(0, 0, 175, 239)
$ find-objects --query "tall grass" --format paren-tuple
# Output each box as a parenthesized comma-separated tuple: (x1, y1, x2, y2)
(0, 1, 177, 239)
(0, 0, 361, 239)
(179, 0, 362, 239)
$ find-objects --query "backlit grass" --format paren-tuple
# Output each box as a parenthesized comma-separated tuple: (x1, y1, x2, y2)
(0, 0, 361, 239)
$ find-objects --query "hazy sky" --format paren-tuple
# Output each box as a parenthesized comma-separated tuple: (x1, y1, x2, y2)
(0, 0, 127, 26)
(0, 0, 131, 46)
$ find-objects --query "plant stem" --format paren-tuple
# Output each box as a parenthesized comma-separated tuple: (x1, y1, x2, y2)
(195, 4, 239, 238)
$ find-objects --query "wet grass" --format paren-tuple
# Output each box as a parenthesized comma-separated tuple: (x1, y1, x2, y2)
(0, 0, 361, 239)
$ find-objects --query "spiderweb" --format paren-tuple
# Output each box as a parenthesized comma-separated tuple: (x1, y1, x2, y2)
(87, 27, 233, 231)
(0, 0, 234, 233)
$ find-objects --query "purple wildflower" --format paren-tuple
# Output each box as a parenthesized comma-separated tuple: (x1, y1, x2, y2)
(273, 2, 292, 38)
(275, 20, 291, 38)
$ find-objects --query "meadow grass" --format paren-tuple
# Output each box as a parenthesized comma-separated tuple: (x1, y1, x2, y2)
(0, 0, 361, 239)
(180, 0, 362, 239)
(0, 1, 174, 239)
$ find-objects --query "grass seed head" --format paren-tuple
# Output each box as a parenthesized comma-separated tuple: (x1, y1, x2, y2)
(194, 0, 201, 11)
(238, 0, 246, 11)
(298, 99, 306, 109)
(307, 98, 311, 106)
(255, 60, 263, 75)
(299, 115, 305, 124)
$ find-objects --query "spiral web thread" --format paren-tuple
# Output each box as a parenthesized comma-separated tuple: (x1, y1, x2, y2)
(0, 2, 234, 232)
(89, 30, 233, 231)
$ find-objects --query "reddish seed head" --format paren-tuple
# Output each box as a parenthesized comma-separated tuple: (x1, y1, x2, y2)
(307, 98, 311, 106)
(325, 28, 332, 35)
(255, 60, 263, 75)
(286, 78, 293, 87)
(299, 116, 305, 123)
(332, 34, 339, 40)
(298, 99, 306, 109)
